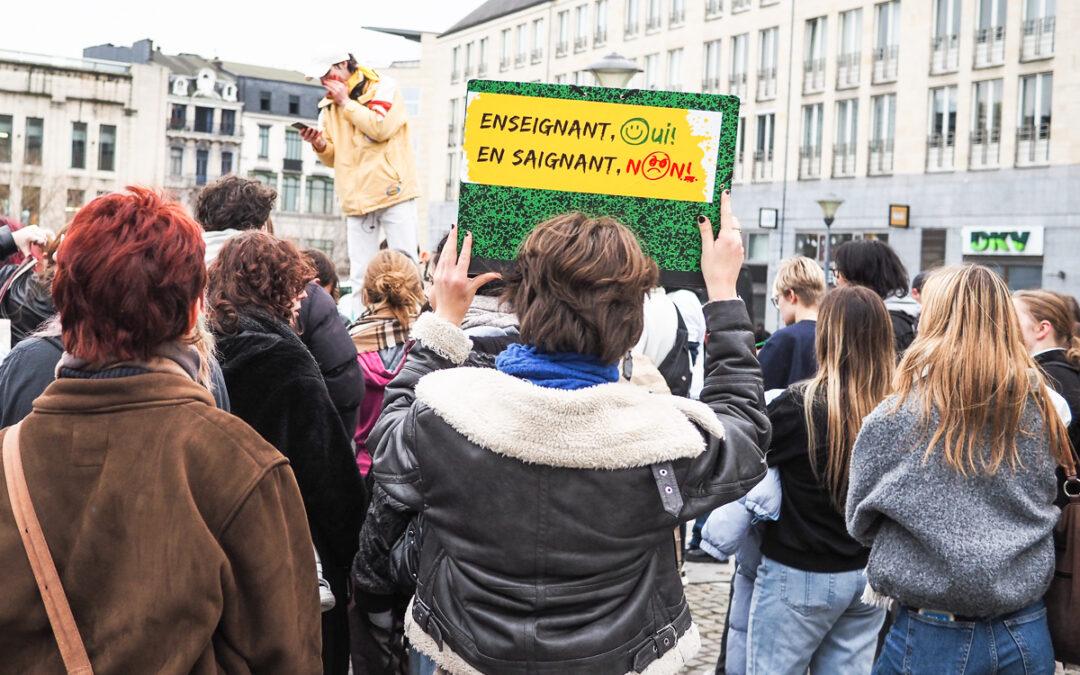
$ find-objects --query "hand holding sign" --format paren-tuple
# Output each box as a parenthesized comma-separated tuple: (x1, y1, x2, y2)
(431, 227, 502, 327)
(699, 191, 744, 302)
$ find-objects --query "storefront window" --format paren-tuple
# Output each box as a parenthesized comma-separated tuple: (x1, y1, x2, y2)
(966, 257, 1043, 290)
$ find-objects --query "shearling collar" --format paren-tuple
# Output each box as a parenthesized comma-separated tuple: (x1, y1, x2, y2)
(414, 367, 725, 470)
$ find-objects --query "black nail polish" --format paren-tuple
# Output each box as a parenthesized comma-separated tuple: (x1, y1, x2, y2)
(697, 215, 706, 224)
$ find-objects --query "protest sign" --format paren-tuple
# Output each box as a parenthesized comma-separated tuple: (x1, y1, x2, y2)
(457, 80, 740, 286)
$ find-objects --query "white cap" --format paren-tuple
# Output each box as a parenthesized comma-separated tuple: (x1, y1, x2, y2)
(301, 54, 352, 81)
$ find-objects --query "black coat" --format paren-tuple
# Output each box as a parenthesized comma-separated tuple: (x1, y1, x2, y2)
(298, 282, 365, 439)
(889, 309, 917, 355)
(370, 302, 769, 674)
(1037, 349, 1080, 459)
(214, 311, 366, 573)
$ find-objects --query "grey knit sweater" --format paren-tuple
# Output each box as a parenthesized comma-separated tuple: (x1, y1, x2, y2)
(846, 394, 1059, 618)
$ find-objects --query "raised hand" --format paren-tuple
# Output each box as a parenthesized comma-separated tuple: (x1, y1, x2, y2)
(430, 226, 502, 326)
(698, 191, 745, 302)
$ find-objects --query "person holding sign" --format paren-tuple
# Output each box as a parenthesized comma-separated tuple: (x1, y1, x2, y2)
(366, 193, 770, 673)
(300, 54, 419, 311)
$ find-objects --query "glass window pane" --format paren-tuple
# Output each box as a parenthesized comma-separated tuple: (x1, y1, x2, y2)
(98, 124, 116, 171)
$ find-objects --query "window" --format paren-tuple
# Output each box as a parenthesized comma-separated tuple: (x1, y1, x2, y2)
(734, 116, 746, 181)
(921, 229, 947, 270)
(646, 0, 661, 30)
(670, 0, 685, 25)
(445, 152, 459, 200)
(971, 79, 1002, 168)
(666, 48, 684, 90)
(757, 27, 778, 101)
(625, 0, 639, 36)
(251, 171, 277, 190)
(169, 103, 187, 130)
(25, 118, 43, 166)
(501, 29, 512, 69)
(170, 147, 183, 177)
(575, 7, 588, 50)
(532, 18, 545, 62)
(478, 38, 489, 75)
(517, 23, 528, 63)
(800, 103, 823, 179)
(452, 46, 461, 80)
(874, 1, 901, 83)
(595, 0, 608, 45)
(838, 9, 862, 88)
(730, 33, 748, 96)
(259, 91, 271, 112)
(465, 42, 474, 77)
(834, 99, 858, 177)
(1017, 72, 1052, 166)
(258, 125, 270, 159)
(927, 85, 958, 170)
(557, 10, 570, 54)
(1021, 0, 1055, 60)
(194, 107, 214, 133)
(932, 0, 961, 73)
(975, 0, 1006, 67)
(307, 176, 334, 214)
(282, 174, 300, 212)
(196, 149, 209, 186)
(870, 93, 896, 175)
(288, 95, 300, 116)
(0, 115, 11, 163)
(754, 112, 775, 181)
(804, 17, 827, 93)
(285, 129, 302, 161)
(403, 87, 421, 117)
(220, 109, 236, 135)
(21, 186, 40, 226)
(448, 98, 458, 146)
(71, 122, 87, 169)
(221, 150, 233, 176)
(65, 189, 84, 218)
(98, 124, 116, 172)
(644, 53, 660, 89)
(703, 39, 722, 92)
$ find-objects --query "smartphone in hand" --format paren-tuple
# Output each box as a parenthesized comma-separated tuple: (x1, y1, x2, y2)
(291, 122, 312, 132)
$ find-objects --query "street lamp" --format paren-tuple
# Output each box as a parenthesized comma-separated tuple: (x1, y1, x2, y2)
(817, 194, 844, 284)
(585, 52, 642, 88)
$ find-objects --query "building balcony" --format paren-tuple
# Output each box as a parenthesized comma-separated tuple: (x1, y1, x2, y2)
(974, 26, 1006, 68)
(669, 8, 685, 25)
(556, 41, 568, 57)
(733, 155, 745, 182)
(926, 132, 956, 172)
(646, 16, 662, 32)
(930, 34, 960, 74)
(515, 53, 527, 66)
(803, 59, 825, 94)
(464, 66, 475, 78)
(799, 146, 821, 180)
(732, 0, 751, 12)
(1021, 17, 1055, 61)
(447, 123, 457, 147)
(756, 68, 777, 101)
(451, 69, 461, 83)
(706, 0, 722, 19)
(836, 52, 860, 89)
(283, 158, 303, 173)
(752, 149, 774, 182)
(729, 72, 747, 100)
(531, 48, 544, 64)
(499, 57, 511, 72)
(1016, 123, 1050, 167)
(872, 45, 899, 83)
(702, 76, 722, 93)
(969, 127, 1000, 169)
(478, 63, 488, 77)
(868, 139, 894, 175)
(832, 143, 857, 177)
(594, 29, 607, 47)
(624, 21, 639, 38)
(574, 36, 588, 52)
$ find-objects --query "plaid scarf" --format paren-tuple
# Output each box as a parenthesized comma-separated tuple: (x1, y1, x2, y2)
(349, 306, 413, 353)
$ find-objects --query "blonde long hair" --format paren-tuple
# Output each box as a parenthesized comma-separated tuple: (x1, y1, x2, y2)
(894, 265, 1072, 475)
(804, 286, 896, 508)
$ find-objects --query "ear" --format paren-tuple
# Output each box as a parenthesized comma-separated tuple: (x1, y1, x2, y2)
(786, 289, 799, 306)
(187, 296, 204, 335)
(1036, 319, 1055, 342)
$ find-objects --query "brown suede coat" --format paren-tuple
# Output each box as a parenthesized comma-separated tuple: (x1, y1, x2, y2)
(0, 372, 322, 673)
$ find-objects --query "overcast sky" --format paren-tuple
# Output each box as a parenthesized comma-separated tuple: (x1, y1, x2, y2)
(6, 0, 487, 71)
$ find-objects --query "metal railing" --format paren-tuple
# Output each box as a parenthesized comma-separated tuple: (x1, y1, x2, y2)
(515, 53, 527, 66)
(451, 69, 461, 82)
(969, 127, 1000, 168)
(594, 29, 607, 46)
(1021, 16, 1055, 60)
(729, 72, 747, 98)
(799, 145, 821, 179)
(974, 26, 1006, 68)
(930, 34, 960, 74)
(625, 20, 639, 37)
(756, 68, 777, 101)
(836, 52, 860, 88)
(832, 143, 857, 177)
(1016, 123, 1051, 166)
(701, 76, 722, 92)
(646, 16, 662, 31)
(868, 139, 894, 175)
(926, 132, 956, 171)
(872, 45, 899, 83)
(706, 0, 722, 19)
(531, 48, 544, 63)
(732, 0, 751, 11)
(478, 63, 488, 76)
(574, 36, 589, 52)
(669, 8, 685, 24)
(556, 40, 568, 56)
(803, 58, 825, 94)
(752, 149, 774, 181)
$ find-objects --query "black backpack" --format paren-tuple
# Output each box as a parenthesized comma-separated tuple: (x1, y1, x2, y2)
(658, 309, 694, 398)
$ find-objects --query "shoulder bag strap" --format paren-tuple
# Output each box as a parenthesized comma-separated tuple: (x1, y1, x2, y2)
(3, 423, 94, 675)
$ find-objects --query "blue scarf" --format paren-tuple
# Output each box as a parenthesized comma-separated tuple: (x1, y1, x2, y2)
(495, 343, 619, 390)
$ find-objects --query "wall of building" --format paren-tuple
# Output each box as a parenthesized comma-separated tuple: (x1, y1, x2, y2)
(0, 53, 168, 228)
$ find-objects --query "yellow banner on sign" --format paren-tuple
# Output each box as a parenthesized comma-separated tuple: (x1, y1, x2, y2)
(462, 91, 724, 204)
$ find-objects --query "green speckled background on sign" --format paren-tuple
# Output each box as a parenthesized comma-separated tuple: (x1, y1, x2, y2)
(457, 80, 740, 282)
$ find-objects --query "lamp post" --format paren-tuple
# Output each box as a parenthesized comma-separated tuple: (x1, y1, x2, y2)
(816, 194, 844, 285)
(585, 52, 643, 88)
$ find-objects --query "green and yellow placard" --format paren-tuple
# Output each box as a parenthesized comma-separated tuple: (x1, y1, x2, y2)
(457, 80, 740, 286)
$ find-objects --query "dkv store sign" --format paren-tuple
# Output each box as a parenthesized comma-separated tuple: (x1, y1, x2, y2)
(962, 227, 1044, 256)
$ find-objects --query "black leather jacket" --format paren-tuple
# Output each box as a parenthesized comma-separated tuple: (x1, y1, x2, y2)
(0, 227, 54, 345)
(368, 300, 770, 674)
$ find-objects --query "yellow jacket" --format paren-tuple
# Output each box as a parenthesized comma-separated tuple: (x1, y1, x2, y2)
(315, 76, 419, 216)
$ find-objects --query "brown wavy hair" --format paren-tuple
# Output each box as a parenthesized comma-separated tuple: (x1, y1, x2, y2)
(1014, 290, 1080, 366)
(503, 213, 658, 364)
(207, 231, 314, 335)
(361, 250, 424, 328)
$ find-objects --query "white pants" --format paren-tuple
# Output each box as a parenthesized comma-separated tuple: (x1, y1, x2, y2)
(346, 199, 419, 311)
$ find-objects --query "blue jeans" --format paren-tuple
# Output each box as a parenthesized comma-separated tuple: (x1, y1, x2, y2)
(872, 601, 1054, 675)
(747, 556, 885, 675)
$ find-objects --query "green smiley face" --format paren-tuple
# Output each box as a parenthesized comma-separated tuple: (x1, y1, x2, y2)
(620, 117, 650, 145)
